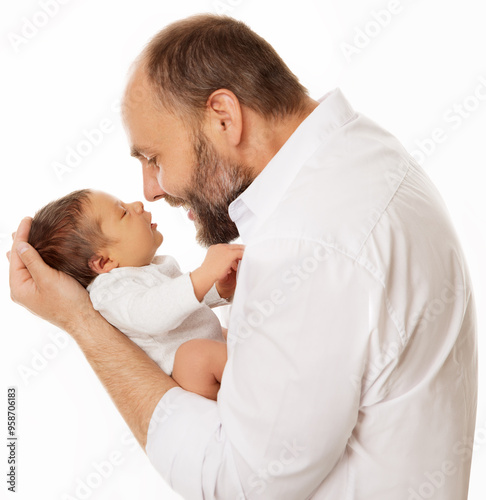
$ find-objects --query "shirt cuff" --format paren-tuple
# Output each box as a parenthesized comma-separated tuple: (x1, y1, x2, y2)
(204, 283, 231, 308)
(146, 387, 221, 499)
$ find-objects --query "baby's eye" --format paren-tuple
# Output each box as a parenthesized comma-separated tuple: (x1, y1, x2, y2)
(121, 209, 128, 218)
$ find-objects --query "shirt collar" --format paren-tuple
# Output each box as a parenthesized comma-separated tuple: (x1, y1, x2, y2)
(228, 88, 356, 241)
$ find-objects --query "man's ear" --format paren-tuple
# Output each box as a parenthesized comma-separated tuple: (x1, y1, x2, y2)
(205, 89, 243, 148)
(88, 254, 118, 274)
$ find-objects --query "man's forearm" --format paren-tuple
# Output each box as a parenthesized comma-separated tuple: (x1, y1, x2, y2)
(69, 307, 179, 450)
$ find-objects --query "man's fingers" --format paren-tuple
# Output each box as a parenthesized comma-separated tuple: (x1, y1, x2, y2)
(9, 218, 33, 272)
(12, 218, 32, 249)
(8, 217, 49, 296)
(14, 217, 32, 243)
(16, 242, 50, 285)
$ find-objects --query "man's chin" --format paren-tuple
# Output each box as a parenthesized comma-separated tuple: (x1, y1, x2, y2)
(194, 220, 240, 248)
(193, 219, 209, 247)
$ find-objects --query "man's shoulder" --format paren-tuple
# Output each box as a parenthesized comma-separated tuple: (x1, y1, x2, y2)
(255, 156, 410, 260)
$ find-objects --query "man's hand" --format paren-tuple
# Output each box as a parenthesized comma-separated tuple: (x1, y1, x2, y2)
(8, 217, 93, 332)
(190, 244, 245, 301)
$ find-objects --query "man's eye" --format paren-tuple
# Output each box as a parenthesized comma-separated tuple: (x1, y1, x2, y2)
(148, 157, 159, 167)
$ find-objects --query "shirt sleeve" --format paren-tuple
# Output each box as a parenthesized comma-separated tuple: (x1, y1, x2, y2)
(203, 283, 230, 308)
(89, 272, 204, 337)
(146, 237, 383, 499)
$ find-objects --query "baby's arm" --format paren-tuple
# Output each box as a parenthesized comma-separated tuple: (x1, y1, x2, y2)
(90, 245, 243, 337)
(89, 271, 208, 336)
(171, 339, 228, 400)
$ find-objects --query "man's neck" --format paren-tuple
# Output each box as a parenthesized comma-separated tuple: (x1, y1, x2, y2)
(240, 97, 320, 178)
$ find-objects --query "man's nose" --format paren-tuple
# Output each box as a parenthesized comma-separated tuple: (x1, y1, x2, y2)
(142, 167, 166, 202)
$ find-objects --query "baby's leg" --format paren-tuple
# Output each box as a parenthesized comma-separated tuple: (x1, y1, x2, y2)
(172, 339, 227, 401)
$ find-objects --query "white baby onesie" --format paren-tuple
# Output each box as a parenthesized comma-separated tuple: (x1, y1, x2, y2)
(87, 255, 227, 375)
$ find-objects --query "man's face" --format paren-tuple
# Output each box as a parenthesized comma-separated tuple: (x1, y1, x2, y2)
(122, 70, 195, 202)
(165, 130, 254, 247)
(122, 69, 254, 247)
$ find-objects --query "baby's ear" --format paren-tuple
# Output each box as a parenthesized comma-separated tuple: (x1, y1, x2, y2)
(88, 254, 118, 274)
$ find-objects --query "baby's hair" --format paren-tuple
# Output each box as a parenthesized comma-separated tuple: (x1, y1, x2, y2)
(28, 189, 115, 288)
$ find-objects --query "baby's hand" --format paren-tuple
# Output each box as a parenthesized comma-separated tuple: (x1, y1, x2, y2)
(207, 244, 245, 300)
(190, 244, 245, 302)
(202, 244, 245, 282)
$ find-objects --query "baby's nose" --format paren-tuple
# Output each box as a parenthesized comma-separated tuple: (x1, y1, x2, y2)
(133, 201, 144, 214)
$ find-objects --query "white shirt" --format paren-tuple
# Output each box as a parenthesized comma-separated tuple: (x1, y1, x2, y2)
(145, 89, 478, 499)
(87, 255, 226, 375)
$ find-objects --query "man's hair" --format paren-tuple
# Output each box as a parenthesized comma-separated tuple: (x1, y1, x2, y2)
(140, 14, 309, 124)
(28, 189, 114, 289)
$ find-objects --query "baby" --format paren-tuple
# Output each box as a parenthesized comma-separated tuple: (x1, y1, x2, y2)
(28, 189, 244, 400)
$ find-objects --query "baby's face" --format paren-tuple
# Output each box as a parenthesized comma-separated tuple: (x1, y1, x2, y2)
(89, 190, 163, 267)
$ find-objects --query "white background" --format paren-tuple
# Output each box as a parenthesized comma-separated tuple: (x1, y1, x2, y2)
(1, 0, 485, 499)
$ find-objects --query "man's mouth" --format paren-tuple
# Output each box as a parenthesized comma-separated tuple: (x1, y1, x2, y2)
(163, 197, 197, 222)
(177, 203, 196, 221)
(151, 222, 157, 230)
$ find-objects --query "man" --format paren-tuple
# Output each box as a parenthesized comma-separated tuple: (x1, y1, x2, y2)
(9, 14, 477, 500)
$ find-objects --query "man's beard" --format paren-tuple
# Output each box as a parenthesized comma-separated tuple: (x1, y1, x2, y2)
(164, 131, 254, 247)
